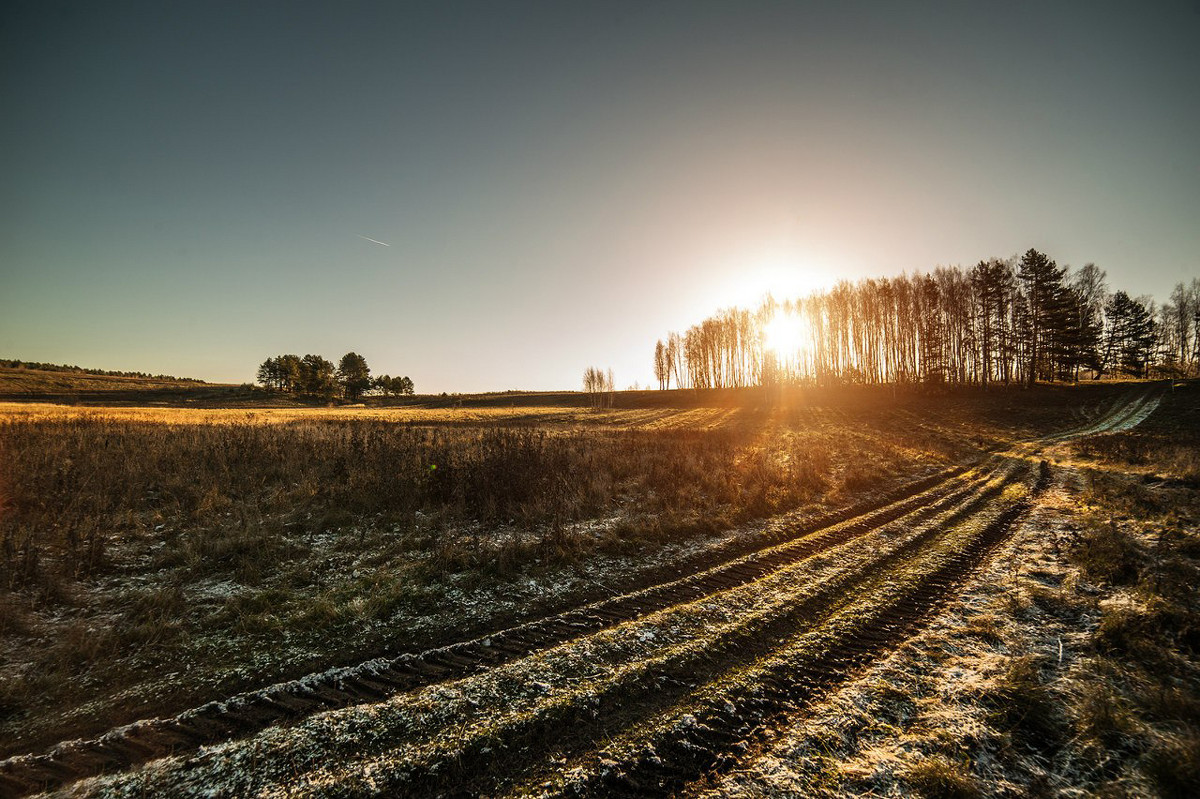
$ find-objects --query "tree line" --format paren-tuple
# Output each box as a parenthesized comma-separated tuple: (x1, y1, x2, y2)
(1, 359, 205, 383)
(256, 353, 413, 401)
(652, 249, 1199, 389)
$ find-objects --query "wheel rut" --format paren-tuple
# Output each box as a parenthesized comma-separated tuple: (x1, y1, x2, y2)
(529, 463, 1053, 799)
(0, 464, 979, 797)
(369, 461, 1046, 798)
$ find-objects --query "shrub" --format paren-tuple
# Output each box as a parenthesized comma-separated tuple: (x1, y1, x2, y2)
(1072, 521, 1141, 586)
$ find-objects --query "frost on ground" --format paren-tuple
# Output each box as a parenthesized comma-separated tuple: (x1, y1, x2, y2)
(696, 455, 1199, 799)
(695, 481, 1078, 797)
(47, 498, 933, 798)
(4, 389, 1102, 760)
(3, 455, 935, 764)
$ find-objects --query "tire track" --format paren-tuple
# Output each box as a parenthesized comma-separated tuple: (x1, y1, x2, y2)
(0, 464, 979, 797)
(518, 390, 1162, 796)
(367, 390, 1153, 796)
(64, 460, 1038, 798)
(528, 463, 1053, 798)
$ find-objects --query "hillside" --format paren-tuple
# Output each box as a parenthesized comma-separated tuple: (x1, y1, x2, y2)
(0, 365, 257, 406)
(0, 365, 210, 393)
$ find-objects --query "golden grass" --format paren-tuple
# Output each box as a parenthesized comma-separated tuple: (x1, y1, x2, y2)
(0, 402, 740, 430)
(0, 385, 1121, 758)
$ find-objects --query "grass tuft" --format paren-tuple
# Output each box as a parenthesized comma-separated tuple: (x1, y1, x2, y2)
(902, 754, 981, 799)
(1142, 734, 1200, 799)
(984, 655, 1064, 748)
(1072, 518, 1142, 586)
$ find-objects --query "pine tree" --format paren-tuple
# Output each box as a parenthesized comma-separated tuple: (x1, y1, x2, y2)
(337, 352, 371, 402)
(1104, 292, 1157, 378)
(1017, 249, 1068, 387)
(300, 354, 337, 399)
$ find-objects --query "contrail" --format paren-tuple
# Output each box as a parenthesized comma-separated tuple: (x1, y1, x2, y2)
(357, 234, 391, 247)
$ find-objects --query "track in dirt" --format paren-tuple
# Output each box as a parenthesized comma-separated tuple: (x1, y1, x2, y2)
(0, 389, 1161, 798)
(373, 459, 1047, 798)
(523, 464, 1051, 798)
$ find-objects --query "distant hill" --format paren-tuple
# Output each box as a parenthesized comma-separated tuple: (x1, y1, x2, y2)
(0, 359, 206, 383)
(0, 362, 226, 399)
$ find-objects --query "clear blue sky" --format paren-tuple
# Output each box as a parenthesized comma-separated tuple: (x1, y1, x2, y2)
(3, 1, 1197, 391)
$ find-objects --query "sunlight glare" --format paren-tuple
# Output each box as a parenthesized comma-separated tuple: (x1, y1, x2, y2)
(763, 313, 809, 354)
(717, 251, 832, 312)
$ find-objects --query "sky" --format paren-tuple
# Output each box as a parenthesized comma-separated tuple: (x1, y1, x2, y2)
(2, 1, 1198, 391)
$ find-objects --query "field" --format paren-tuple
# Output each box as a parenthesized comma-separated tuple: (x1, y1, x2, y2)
(1, 382, 1197, 797)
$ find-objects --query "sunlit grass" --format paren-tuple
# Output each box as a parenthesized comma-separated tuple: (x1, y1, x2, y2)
(0, 385, 1113, 757)
(0, 402, 742, 430)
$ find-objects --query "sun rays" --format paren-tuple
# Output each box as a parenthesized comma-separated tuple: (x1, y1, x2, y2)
(762, 312, 811, 356)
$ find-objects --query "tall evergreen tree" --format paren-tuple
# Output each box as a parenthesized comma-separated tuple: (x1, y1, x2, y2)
(1016, 249, 1068, 387)
(971, 258, 1014, 387)
(337, 352, 372, 401)
(1104, 292, 1157, 378)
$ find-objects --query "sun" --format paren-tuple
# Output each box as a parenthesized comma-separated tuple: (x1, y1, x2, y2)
(741, 252, 831, 304)
(762, 313, 809, 354)
(695, 250, 832, 320)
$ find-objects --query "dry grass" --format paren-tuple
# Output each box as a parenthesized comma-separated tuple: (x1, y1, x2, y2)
(0, 385, 1112, 757)
(692, 383, 1200, 799)
(982, 654, 1065, 747)
(1071, 516, 1143, 586)
(0, 411, 835, 586)
(903, 755, 981, 799)
(1058, 387, 1200, 795)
